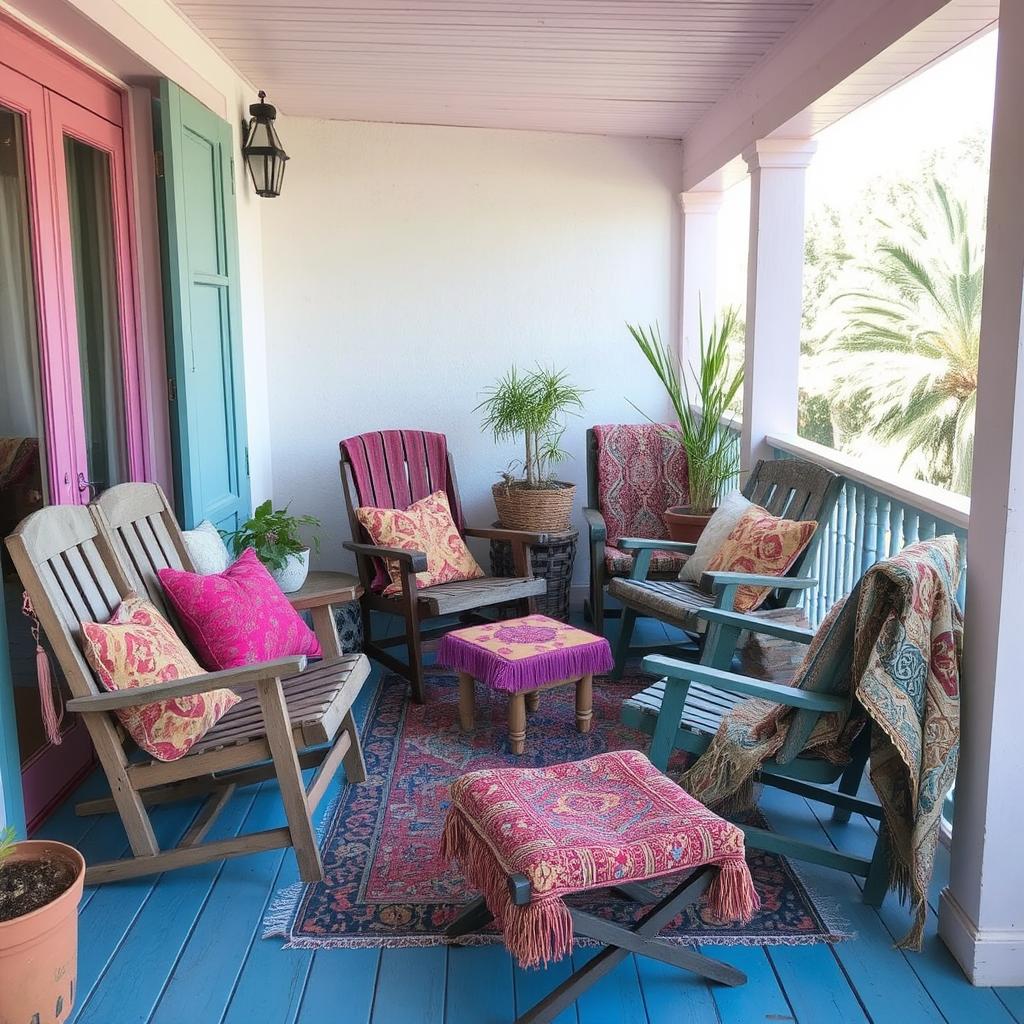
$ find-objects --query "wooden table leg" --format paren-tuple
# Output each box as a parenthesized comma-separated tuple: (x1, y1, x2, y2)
(575, 674, 593, 734)
(458, 673, 476, 731)
(525, 691, 540, 713)
(508, 694, 527, 755)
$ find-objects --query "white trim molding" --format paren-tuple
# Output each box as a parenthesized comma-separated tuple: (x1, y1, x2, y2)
(939, 888, 1024, 986)
(742, 138, 818, 172)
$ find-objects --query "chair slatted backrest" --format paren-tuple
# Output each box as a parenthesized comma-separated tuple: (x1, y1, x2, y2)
(774, 580, 860, 764)
(5, 504, 135, 700)
(340, 430, 463, 591)
(89, 483, 197, 619)
(740, 457, 844, 608)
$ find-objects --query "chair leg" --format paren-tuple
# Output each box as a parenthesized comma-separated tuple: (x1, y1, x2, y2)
(445, 896, 495, 938)
(612, 607, 637, 679)
(257, 676, 324, 883)
(863, 824, 890, 908)
(339, 709, 367, 784)
(832, 743, 870, 825)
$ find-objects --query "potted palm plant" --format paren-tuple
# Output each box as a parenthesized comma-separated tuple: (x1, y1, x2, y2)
(628, 307, 743, 541)
(223, 500, 322, 593)
(477, 366, 586, 531)
(0, 826, 85, 1023)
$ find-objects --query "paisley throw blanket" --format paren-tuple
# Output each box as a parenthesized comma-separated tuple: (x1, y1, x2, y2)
(681, 536, 962, 950)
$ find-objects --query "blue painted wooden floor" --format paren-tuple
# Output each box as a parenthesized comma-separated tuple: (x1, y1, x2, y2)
(38, 615, 1023, 1024)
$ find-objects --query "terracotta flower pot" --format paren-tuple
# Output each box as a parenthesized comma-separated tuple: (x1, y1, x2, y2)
(492, 481, 576, 532)
(0, 840, 85, 1024)
(664, 506, 715, 543)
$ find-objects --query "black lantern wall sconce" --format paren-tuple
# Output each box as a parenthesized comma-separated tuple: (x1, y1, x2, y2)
(241, 90, 288, 198)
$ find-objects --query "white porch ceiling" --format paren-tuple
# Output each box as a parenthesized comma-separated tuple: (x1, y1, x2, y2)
(170, 0, 824, 139)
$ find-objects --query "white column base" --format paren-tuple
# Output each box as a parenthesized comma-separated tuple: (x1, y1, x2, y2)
(939, 887, 1024, 986)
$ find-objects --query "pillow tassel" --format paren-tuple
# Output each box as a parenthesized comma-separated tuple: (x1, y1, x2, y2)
(22, 591, 63, 745)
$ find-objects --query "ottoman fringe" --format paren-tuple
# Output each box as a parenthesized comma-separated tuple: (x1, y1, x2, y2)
(441, 809, 573, 968)
(707, 857, 760, 924)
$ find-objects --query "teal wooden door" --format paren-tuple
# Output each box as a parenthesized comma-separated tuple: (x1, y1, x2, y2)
(154, 79, 250, 530)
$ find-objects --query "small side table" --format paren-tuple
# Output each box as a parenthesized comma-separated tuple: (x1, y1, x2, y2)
(437, 614, 613, 755)
(287, 570, 363, 659)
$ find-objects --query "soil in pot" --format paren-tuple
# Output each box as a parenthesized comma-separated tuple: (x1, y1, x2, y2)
(0, 856, 76, 923)
(664, 506, 715, 544)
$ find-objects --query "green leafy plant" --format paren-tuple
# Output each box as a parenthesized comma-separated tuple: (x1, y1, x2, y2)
(628, 306, 743, 515)
(829, 177, 980, 494)
(222, 500, 321, 571)
(477, 366, 587, 488)
(0, 826, 15, 869)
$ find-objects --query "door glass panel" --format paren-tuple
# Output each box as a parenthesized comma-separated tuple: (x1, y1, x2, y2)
(0, 105, 58, 769)
(64, 135, 127, 493)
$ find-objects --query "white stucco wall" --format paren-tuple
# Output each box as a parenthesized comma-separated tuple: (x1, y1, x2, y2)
(261, 119, 682, 589)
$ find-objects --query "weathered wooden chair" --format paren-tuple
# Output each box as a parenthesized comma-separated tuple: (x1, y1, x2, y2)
(340, 429, 546, 702)
(610, 456, 843, 676)
(582, 425, 690, 635)
(5, 485, 370, 885)
(622, 577, 891, 904)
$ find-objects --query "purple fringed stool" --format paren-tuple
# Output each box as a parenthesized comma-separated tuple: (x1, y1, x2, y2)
(437, 614, 613, 754)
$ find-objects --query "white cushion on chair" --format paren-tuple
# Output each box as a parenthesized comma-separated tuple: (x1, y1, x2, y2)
(182, 520, 232, 575)
(677, 491, 751, 583)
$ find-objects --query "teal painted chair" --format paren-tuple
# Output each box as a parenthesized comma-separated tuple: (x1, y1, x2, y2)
(622, 577, 891, 906)
(609, 456, 843, 677)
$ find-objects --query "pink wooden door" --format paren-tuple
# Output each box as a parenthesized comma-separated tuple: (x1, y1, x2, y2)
(0, 47, 144, 829)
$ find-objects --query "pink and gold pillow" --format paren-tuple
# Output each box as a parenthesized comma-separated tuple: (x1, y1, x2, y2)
(81, 595, 239, 762)
(158, 547, 321, 670)
(704, 505, 817, 613)
(356, 490, 484, 596)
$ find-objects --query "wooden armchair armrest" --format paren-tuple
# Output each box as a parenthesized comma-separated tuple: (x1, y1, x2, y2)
(697, 608, 816, 645)
(702, 571, 817, 591)
(642, 656, 847, 712)
(343, 540, 428, 573)
(67, 656, 308, 713)
(463, 526, 551, 545)
(582, 507, 606, 542)
(617, 537, 698, 554)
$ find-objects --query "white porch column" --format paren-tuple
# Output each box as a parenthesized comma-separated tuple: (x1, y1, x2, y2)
(740, 138, 816, 470)
(679, 190, 722, 365)
(938, 0, 1024, 987)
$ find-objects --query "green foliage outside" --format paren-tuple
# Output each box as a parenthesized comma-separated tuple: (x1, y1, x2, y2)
(797, 133, 987, 496)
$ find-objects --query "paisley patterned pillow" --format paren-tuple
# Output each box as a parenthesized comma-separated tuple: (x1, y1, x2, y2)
(158, 547, 322, 670)
(356, 490, 484, 596)
(81, 595, 240, 762)
(705, 505, 817, 613)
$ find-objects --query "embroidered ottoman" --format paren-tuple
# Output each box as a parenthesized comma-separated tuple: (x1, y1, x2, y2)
(441, 749, 757, 978)
(437, 614, 613, 754)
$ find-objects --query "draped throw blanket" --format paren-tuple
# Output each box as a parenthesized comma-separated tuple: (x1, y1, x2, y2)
(680, 536, 962, 950)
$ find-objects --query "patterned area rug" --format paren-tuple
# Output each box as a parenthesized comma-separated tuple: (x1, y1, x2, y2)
(263, 669, 850, 949)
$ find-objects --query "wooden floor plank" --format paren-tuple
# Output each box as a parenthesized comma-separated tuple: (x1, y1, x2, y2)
(513, 959, 579, 1024)
(994, 989, 1024, 1023)
(633, 953, 720, 1024)
(766, 944, 868, 1023)
(446, 944, 517, 1024)
(570, 948, 648, 1024)
(807, 795, 1016, 1024)
(32, 770, 107, 848)
(72, 785, 260, 1024)
(148, 785, 296, 1024)
(67, 797, 206, 1022)
(372, 947, 448, 1024)
(701, 945, 794, 1024)
(756, 786, 950, 1024)
(297, 949, 381, 1024)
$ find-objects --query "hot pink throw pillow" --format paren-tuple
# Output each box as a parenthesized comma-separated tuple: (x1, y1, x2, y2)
(158, 547, 321, 670)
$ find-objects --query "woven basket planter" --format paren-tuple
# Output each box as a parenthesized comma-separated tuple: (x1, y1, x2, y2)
(490, 527, 578, 622)
(491, 481, 576, 532)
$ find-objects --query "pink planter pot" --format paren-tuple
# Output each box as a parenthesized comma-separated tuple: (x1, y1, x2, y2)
(0, 840, 85, 1024)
